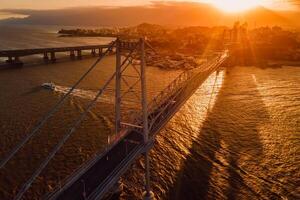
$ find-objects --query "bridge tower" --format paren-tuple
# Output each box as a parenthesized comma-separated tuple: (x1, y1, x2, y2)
(115, 38, 155, 200)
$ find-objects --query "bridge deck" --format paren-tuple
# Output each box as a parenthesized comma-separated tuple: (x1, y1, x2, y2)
(48, 130, 144, 200)
(45, 60, 223, 200)
(0, 44, 112, 66)
(0, 45, 111, 57)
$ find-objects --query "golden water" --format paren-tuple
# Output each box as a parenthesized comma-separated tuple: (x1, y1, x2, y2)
(0, 25, 299, 200)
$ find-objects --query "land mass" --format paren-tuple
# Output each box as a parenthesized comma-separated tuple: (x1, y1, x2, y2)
(58, 23, 300, 69)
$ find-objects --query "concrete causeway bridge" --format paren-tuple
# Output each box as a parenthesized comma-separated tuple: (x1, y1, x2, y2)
(0, 38, 229, 200)
(0, 44, 112, 65)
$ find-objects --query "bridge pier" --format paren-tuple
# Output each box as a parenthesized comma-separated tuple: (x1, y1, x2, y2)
(12, 56, 24, 67)
(50, 52, 56, 63)
(70, 50, 75, 60)
(91, 49, 96, 56)
(5, 56, 13, 64)
(43, 52, 49, 62)
(98, 48, 103, 57)
(6, 56, 24, 67)
(77, 50, 82, 59)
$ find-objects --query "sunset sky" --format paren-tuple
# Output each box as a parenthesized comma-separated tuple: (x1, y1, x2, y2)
(0, 0, 299, 26)
(0, 0, 298, 10)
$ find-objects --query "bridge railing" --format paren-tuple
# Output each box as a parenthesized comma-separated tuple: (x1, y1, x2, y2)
(116, 50, 228, 138)
(146, 51, 228, 132)
(147, 51, 227, 112)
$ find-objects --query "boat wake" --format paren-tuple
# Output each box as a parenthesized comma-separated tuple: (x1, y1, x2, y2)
(53, 85, 137, 107)
(54, 85, 115, 104)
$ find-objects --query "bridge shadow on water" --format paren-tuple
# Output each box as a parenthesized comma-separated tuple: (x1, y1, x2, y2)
(167, 67, 270, 200)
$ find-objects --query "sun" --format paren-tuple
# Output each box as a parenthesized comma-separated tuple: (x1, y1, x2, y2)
(210, 0, 261, 13)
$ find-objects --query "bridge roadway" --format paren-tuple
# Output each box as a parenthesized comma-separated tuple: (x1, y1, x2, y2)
(0, 44, 112, 64)
(45, 53, 228, 200)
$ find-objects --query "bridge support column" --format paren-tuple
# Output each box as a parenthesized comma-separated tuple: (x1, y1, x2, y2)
(140, 38, 156, 200)
(50, 52, 56, 63)
(115, 39, 121, 134)
(98, 48, 103, 57)
(91, 49, 96, 56)
(69, 51, 75, 60)
(14, 56, 23, 66)
(5, 56, 23, 67)
(77, 50, 82, 59)
(43, 52, 49, 62)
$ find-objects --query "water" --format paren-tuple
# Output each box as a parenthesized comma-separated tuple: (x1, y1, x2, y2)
(0, 25, 299, 200)
(0, 24, 113, 50)
(122, 67, 300, 200)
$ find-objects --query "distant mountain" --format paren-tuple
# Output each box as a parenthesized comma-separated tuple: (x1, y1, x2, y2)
(0, 2, 299, 28)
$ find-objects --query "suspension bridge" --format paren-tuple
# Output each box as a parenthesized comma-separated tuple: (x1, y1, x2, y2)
(0, 38, 229, 200)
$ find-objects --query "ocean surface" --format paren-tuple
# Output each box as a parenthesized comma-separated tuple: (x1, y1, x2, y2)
(0, 25, 299, 200)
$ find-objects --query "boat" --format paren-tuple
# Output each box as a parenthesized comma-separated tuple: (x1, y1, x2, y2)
(41, 82, 56, 90)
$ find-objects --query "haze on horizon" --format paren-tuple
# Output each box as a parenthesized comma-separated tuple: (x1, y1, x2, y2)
(0, 0, 299, 27)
